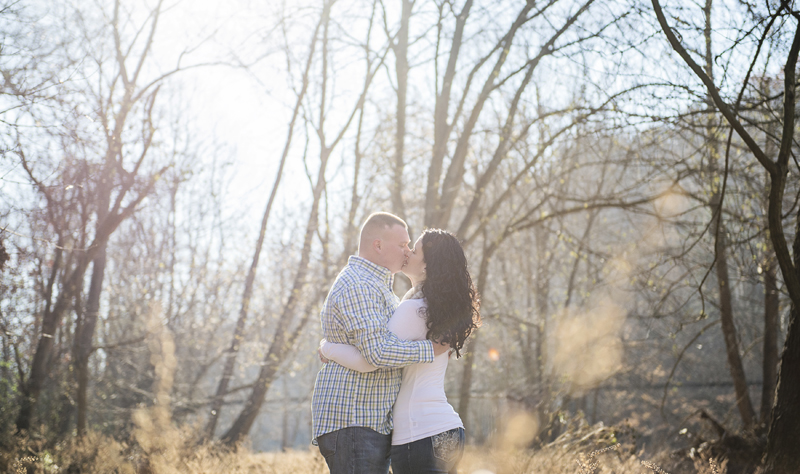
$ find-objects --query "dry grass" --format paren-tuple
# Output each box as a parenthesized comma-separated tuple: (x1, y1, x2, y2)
(0, 306, 729, 473)
(457, 444, 726, 474)
(1, 429, 329, 474)
(0, 397, 728, 474)
(1, 436, 728, 474)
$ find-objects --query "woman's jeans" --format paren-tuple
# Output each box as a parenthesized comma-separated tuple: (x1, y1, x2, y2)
(390, 427, 466, 474)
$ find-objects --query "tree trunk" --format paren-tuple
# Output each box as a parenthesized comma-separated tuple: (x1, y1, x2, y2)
(390, 0, 411, 219)
(707, 128, 756, 429)
(280, 377, 290, 451)
(457, 239, 494, 433)
(1, 331, 7, 392)
(342, 91, 366, 261)
(0, 241, 8, 396)
(455, 59, 537, 239)
(534, 225, 550, 383)
(519, 261, 538, 387)
(713, 218, 756, 428)
(17, 257, 88, 432)
(221, 147, 330, 445)
(425, 0, 472, 226)
(434, 2, 537, 228)
(0, 237, 8, 272)
(75, 184, 110, 437)
(702, 0, 755, 429)
(763, 213, 800, 472)
(759, 130, 780, 432)
(758, 17, 800, 472)
(760, 253, 779, 430)
(763, 309, 800, 473)
(75, 242, 107, 437)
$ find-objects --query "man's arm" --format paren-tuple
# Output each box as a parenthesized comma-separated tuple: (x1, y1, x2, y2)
(338, 285, 434, 368)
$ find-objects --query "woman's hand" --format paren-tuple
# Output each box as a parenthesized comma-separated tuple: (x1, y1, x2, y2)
(318, 338, 330, 364)
(432, 340, 450, 356)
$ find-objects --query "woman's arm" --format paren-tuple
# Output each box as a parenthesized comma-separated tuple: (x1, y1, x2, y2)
(319, 339, 378, 373)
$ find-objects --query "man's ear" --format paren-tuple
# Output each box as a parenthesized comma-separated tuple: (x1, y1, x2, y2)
(372, 238, 382, 253)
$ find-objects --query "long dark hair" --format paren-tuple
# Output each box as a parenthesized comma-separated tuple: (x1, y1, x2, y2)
(419, 229, 481, 358)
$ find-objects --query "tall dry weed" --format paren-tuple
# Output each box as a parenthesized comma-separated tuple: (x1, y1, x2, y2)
(64, 432, 136, 473)
(130, 303, 184, 473)
(458, 444, 726, 474)
(553, 297, 625, 392)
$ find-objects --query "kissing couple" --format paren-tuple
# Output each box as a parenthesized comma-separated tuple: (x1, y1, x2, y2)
(312, 212, 481, 474)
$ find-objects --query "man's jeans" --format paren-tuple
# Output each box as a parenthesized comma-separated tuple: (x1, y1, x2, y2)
(316, 426, 391, 474)
(390, 428, 465, 474)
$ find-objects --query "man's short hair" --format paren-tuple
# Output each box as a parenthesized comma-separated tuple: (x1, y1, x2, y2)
(360, 212, 407, 237)
(358, 212, 407, 253)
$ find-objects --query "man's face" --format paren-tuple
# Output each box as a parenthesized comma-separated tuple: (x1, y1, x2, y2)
(380, 224, 411, 274)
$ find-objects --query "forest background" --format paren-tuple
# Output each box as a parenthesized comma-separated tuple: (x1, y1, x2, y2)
(1, 0, 800, 472)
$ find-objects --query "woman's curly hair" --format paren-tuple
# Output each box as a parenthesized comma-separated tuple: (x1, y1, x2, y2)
(419, 229, 481, 358)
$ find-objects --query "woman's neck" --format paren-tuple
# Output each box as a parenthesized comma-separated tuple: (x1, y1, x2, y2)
(409, 276, 425, 288)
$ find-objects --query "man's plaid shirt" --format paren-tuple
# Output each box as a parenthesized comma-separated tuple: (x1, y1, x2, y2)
(311, 256, 434, 441)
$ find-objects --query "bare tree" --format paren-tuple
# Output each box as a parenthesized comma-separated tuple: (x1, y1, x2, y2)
(651, 0, 800, 469)
(13, 0, 210, 434)
(220, 0, 388, 444)
(204, 6, 324, 440)
(388, 0, 413, 219)
(701, 0, 756, 429)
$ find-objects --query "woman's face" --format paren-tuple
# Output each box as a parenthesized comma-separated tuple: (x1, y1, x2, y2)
(402, 235, 426, 282)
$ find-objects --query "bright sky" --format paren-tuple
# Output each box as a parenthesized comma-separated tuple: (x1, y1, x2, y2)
(162, 0, 396, 236)
(164, 0, 303, 213)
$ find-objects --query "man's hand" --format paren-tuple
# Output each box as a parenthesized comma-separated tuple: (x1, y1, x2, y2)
(432, 340, 450, 357)
(318, 338, 330, 364)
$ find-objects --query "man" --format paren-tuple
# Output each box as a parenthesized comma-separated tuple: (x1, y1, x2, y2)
(311, 212, 448, 473)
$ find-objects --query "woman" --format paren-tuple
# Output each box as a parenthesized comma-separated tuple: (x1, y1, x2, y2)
(320, 228, 480, 474)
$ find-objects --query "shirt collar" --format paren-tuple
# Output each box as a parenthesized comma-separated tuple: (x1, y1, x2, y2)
(349, 255, 394, 288)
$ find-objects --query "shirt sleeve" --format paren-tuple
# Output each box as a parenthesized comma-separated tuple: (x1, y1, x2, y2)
(320, 340, 378, 373)
(337, 285, 434, 368)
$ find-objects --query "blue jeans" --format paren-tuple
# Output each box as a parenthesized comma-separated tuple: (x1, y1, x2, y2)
(390, 428, 466, 474)
(316, 426, 391, 474)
